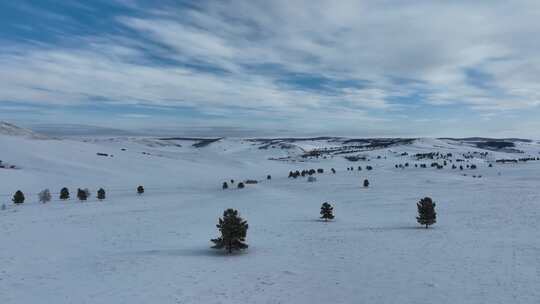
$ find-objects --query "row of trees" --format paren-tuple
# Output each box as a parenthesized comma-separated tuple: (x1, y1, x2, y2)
(212, 197, 437, 254)
(10, 185, 148, 204)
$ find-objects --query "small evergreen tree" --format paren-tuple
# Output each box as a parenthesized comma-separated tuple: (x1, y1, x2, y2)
(267, 175, 271, 180)
(12, 190, 25, 204)
(222, 182, 228, 189)
(363, 179, 370, 187)
(320, 202, 334, 221)
(38, 189, 51, 203)
(137, 185, 144, 195)
(97, 188, 106, 201)
(237, 182, 245, 189)
(416, 197, 437, 228)
(60, 187, 70, 200)
(211, 209, 248, 253)
(77, 188, 88, 201)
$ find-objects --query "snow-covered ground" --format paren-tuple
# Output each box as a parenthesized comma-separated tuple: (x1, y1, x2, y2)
(1, 127, 539, 303)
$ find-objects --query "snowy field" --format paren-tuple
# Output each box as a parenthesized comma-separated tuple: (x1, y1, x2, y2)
(1, 128, 540, 303)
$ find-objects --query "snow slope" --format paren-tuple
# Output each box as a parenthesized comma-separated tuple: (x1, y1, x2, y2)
(1, 132, 539, 303)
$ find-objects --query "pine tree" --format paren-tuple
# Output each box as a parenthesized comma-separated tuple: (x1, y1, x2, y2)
(363, 179, 370, 187)
(38, 189, 51, 203)
(267, 175, 271, 180)
(77, 188, 88, 201)
(222, 182, 228, 189)
(60, 187, 70, 200)
(320, 202, 334, 221)
(416, 197, 437, 228)
(211, 209, 248, 253)
(238, 182, 245, 189)
(137, 185, 144, 195)
(97, 188, 106, 201)
(12, 190, 25, 204)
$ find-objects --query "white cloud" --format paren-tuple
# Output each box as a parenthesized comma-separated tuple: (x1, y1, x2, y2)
(1, 0, 540, 134)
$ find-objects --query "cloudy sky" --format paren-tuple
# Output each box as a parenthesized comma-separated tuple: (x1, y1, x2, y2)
(1, 0, 540, 137)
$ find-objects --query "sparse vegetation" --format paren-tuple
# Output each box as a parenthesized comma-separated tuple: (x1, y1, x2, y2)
(12, 190, 25, 204)
(77, 188, 88, 201)
(97, 188, 106, 201)
(60, 187, 70, 200)
(137, 185, 144, 195)
(38, 189, 51, 203)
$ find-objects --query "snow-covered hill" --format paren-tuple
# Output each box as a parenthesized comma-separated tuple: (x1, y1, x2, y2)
(1, 126, 540, 303)
(0, 121, 48, 139)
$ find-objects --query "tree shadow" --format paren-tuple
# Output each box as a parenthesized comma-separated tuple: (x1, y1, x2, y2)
(354, 225, 433, 232)
(289, 218, 335, 223)
(134, 247, 250, 257)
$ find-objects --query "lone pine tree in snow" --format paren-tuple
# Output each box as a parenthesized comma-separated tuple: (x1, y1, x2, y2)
(38, 189, 52, 203)
(12, 190, 25, 204)
(97, 188, 106, 201)
(77, 188, 88, 201)
(363, 179, 370, 187)
(137, 185, 144, 195)
(222, 182, 228, 189)
(320, 202, 335, 221)
(60, 187, 70, 200)
(237, 182, 245, 189)
(417, 197, 437, 228)
(211, 208, 249, 253)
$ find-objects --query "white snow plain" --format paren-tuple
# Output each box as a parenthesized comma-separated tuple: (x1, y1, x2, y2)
(1, 133, 539, 303)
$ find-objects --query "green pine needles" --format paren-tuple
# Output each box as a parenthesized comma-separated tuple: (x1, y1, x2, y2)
(12, 190, 25, 204)
(211, 209, 248, 253)
(417, 197, 437, 228)
(320, 202, 335, 221)
(60, 187, 70, 200)
(97, 188, 106, 201)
